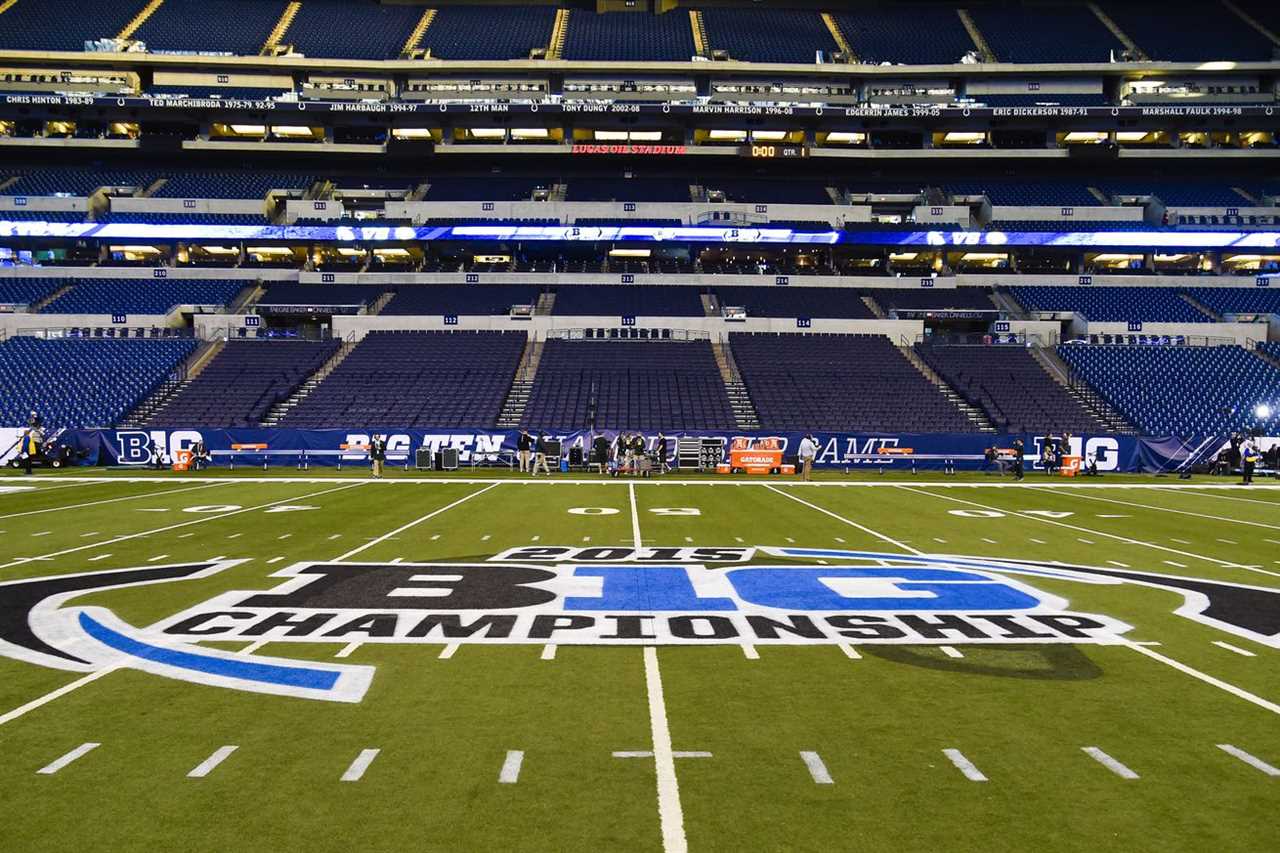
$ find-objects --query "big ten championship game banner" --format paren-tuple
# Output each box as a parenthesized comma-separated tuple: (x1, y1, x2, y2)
(58, 429, 1225, 474)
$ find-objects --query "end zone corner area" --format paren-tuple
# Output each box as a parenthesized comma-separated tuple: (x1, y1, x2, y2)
(0, 475, 1277, 853)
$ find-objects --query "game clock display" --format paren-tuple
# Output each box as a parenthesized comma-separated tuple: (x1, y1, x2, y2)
(740, 144, 810, 159)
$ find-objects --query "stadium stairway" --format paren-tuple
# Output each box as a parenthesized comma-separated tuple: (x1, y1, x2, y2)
(548, 8, 569, 59)
(712, 340, 760, 429)
(1224, 0, 1280, 45)
(1180, 292, 1222, 321)
(955, 8, 996, 62)
(120, 339, 223, 428)
(1088, 2, 1148, 59)
(366, 290, 396, 315)
(861, 296, 886, 319)
(496, 339, 543, 428)
(820, 12, 854, 59)
(262, 0, 300, 55)
(1030, 346, 1135, 433)
(260, 340, 355, 427)
(900, 346, 996, 432)
(117, 0, 164, 40)
(28, 283, 75, 313)
(989, 290, 1029, 320)
(690, 9, 708, 58)
(534, 291, 555, 315)
(700, 292, 719, 317)
(401, 7, 436, 57)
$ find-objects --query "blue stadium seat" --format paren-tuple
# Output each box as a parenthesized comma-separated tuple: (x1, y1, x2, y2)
(1006, 287, 1210, 323)
(563, 10, 696, 61)
(39, 278, 249, 315)
(834, 7, 975, 65)
(967, 6, 1123, 62)
(133, 0, 281, 55)
(285, 0, 422, 60)
(420, 5, 555, 60)
(1101, 3, 1275, 62)
(0, 0, 141, 52)
(700, 7, 837, 63)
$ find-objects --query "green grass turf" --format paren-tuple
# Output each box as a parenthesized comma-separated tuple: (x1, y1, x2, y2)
(0, 474, 1276, 852)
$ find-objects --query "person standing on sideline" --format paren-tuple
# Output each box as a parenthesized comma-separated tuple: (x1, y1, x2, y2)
(1012, 438, 1025, 480)
(369, 434, 387, 479)
(656, 432, 669, 474)
(516, 429, 533, 473)
(532, 432, 552, 476)
(797, 433, 819, 481)
(1241, 437, 1261, 485)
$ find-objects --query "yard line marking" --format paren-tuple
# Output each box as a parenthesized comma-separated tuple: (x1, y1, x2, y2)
(147, 554, 169, 562)
(1125, 643, 1280, 716)
(1106, 561, 1131, 568)
(499, 750, 524, 784)
(1077, 538, 1095, 545)
(88, 554, 111, 562)
(80, 532, 100, 538)
(1212, 641, 1257, 657)
(439, 643, 459, 659)
(628, 483, 643, 550)
(335, 642, 361, 658)
(685, 536, 694, 543)
(942, 749, 987, 782)
(1217, 539, 1238, 545)
(333, 484, 499, 561)
(341, 749, 380, 782)
(839, 644, 862, 660)
(328, 534, 342, 540)
(933, 537, 947, 544)
(897, 487, 1280, 579)
(37, 742, 100, 775)
(1082, 747, 1139, 779)
(277, 533, 292, 540)
(981, 538, 998, 544)
(1163, 560, 1188, 568)
(530, 535, 540, 541)
(177, 532, 194, 539)
(188, 745, 238, 778)
(764, 485, 921, 555)
(267, 557, 284, 564)
(614, 751, 712, 759)
(541, 644, 557, 660)
(1030, 538, 1047, 544)
(1096, 514, 1129, 518)
(734, 536, 744, 543)
(0, 481, 222, 521)
(31, 531, 50, 537)
(430, 534, 441, 541)
(239, 639, 268, 655)
(0, 483, 364, 572)
(784, 536, 796, 543)
(939, 646, 964, 659)
(833, 537, 846, 543)
(1217, 744, 1280, 776)
(644, 647, 687, 853)
(741, 644, 759, 660)
(227, 533, 242, 539)
(1171, 538, 1192, 545)
(0, 667, 119, 728)
(1051, 489, 1280, 531)
(800, 751, 834, 784)
(1268, 539, 1280, 546)
(481, 534, 491, 541)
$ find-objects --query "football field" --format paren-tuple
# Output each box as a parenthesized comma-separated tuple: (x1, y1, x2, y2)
(0, 470, 1277, 852)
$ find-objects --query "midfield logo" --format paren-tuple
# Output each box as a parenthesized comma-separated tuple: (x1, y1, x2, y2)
(2, 548, 1277, 704)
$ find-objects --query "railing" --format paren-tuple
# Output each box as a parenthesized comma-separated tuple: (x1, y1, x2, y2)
(208, 326, 334, 341)
(1061, 333, 1239, 347)
(915, 331, 1047, 347)
(546, 327, 710, 342)
(15, 326, 193, 339)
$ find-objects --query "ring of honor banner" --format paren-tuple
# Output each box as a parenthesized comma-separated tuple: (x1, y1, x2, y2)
(55, 428, 1226, 474)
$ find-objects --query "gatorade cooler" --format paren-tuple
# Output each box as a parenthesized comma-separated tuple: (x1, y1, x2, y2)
(172, 449, 192, 472)
(1060, 455, 1082, 477)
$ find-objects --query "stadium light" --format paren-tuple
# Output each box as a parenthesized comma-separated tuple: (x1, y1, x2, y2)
(1255, 403, 1273, 420)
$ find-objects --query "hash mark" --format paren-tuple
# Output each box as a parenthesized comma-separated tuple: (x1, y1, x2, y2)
(839, 644, 861, 660)
(188, 745, 238, 779)
(940, 646, 964, 659)
(335, 643, 361, 659)
(741, 644, 760, 660)
(147, 554, 169, 562)
(1212, 641, 1256, 657)
(942, 748, 987, 782)
(37, 742, 100, 775)
(439, 643, 459, 659)
(89, 554, 111, 562)
(1106, 560, 1130, 568)
(341, 748, 380, 782)
(499, 750, 524, 784)
(541, 644, 557, 660)
(1082, 747, 1139, 779)
(800, 751, 834, 784)
(1217, 744, 1280, 777)
(31, 531, 50, 537)
(267, 557, 284, 564)
(1163, 560, 1187, 568)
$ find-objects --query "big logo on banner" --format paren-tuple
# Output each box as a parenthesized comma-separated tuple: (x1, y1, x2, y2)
(3, 547, 1277, 704)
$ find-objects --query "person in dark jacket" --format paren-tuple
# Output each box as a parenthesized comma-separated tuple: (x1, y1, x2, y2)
(517, 429, 533, 473)
(656, 433, 669, 474)
(369, 434, 387, 479)
(532, 433, 552, 476)
(1012, 438, 1025, 480)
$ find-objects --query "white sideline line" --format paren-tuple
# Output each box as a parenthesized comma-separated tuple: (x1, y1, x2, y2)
(1082, 747, 1139, 779)
(628, 483, 643, 550)
(741, 644, 759, 660)
(439, 643, 459, 659)
(37, 742, 100, 775)
(1048, 489, 1280, 532)
(939, 646, 964, 659)
(541, 644, 557, 660)
(499, 750, 524, 784)
(942, 748, 987, 782)
(0, 667, 118, 727)
(335, 642, 361, 659)
(333, 483, 499, 561)
(839, 644, 862, 660)
(0, 482, 364, 572)
(0, 481, 222, 521)
(644, 647, 687, 853)
(1212, 640, 1257, 657)
(764, 485, 921, 555)
(1217, 744, 1280, 776)
(342, 749, 380, 782)
(800, 751, 834, 784)
(188, 745, 238, 778)
(897, 486, 1280, 580)
(1125, 643, 1280, 716)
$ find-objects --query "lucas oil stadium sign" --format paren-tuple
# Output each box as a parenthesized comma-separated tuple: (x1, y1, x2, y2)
(2, 547, 1277, 704)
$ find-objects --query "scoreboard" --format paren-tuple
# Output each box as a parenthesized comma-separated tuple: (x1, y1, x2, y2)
(740, 144, 810, 159)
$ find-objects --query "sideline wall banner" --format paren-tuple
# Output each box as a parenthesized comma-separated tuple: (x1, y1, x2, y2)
(60, 428, 1225, 474)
